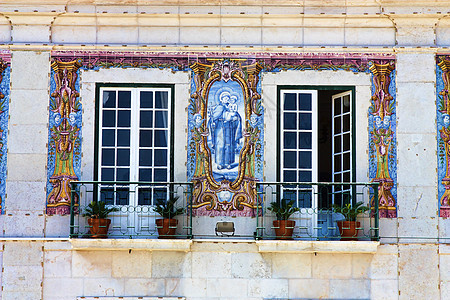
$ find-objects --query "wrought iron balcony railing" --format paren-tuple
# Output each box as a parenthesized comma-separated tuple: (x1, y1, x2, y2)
(70, 181, 193, 239)
(255, 182, 380, 241)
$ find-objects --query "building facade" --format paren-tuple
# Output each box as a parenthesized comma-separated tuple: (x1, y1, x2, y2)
(0, 0, 448, 299)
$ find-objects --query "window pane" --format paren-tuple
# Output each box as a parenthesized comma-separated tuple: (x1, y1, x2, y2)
(154, 168, 167, 182)
(299, 94, 312, 110)
(100, 187, 115, 205)
(334, 155, 341, 172)
(101, 149, 115, 166)
(139, 130, 153, 147)
(155, 111, 168, 128)
(118, 110, 131, 127)
(140, 91, 153, 108)
(343, 152, 350, 169)
(116, 188, 129, 205)
(102, 111, 115, 127)
(284, 93, 296, 110)
(283, 151, 297, 169)
(117, 129, 130, 147)
(334, 117, 341, 134)
(103, 91, 116, 108)
(102, 129, 115, 146)
(334, 173, 341, 182)
(138, 188, 152, 205)
(139, 168, 152, 181)
(284, 113, 297, 130)
(343, 95, 350, 113)
(299, 113, 312, 130)
(118, 91, 131, 108)
(284, 170, 296, 182)
(116, 168, 130, 181)
(140, 111, 153, 128)
(299, 171, 312, 182)
(101, 168, 114, 181)
(154, 130, 168, 147)
(299, 132, 312, 149)
(343, 133, 350, 152)
(343, 171, 350, 182)
(154, 188, 168, 202)
(334, 136, 341, 153)
(139, 149, 153, 166)
(284, 132, 297, 149)
(155, 91, 168, 108)
(343, 114, 350, 132)
(154, 149, 168, 166)
(299, 151, 312, 169)
(117, 149, 130, 166)
(334, 97, 341, 115)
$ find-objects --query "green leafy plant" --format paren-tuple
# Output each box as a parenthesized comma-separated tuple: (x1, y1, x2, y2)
(82, 201, 119, 219)
(154, 196, 185, 219)
(332, 201, 369, 222)
(267, 199, 300, 220)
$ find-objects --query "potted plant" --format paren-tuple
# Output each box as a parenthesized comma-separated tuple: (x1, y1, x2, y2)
(332, 201, 369, 240)
(267, 199, 300, 240)
(154, 196, 185, 239)
(82, 201, 119, 238)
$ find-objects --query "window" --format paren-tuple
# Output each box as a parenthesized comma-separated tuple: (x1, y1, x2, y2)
(95, 85, 174, 206)
(278, 87, 355, 208)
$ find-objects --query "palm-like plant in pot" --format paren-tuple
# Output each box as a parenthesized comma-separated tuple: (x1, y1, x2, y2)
(267, 199, 300, 240)
(332, 201, 369, 240)
(82, 201, 119, 238)
(153, 196, 185, 239)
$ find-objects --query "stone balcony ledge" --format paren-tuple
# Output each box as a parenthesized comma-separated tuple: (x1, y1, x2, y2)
(70, 238, 193, 251)
(256, 240, 380, 253)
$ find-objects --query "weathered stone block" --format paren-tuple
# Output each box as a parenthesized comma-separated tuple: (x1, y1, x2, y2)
(112, 250, 152, 278)
(397, 186, 438, 219)
(97, 26, 138, 44)
(352, 254, 372, 278)
(139, 27, 180, 45)
(371, 279, 399, 300)
(262, 27, 303, 46)
(12, 25, 50, 43)
(8, 124, 48, 154)
(329, 279, 370, 299)
(312, 253, 352, 279)
(83, 278, 125, 296)
(398, 217, 438, 243)
(52, 26, 97, 45)
(11, 51, 50, 90)
(7, 154, 47, 182)
(165, 278, 208, 297)
(231, 252, 272, 279)
(304, 27, 344, 46)
(43, 250, 72, 277)
(288, 278, 330, 298)
(396, 52, 436, 82)
(42, 277, 83, 298)
(398, 244, 439, 299)
(4, 212, 45, 237)
(206, 278, 248, 298)
(152, 251, 190, 278)
(221, 27, 261, 45)
(2, 265, 43, 292)
(9, 89, 49, 125)
(371, 252, 399, 280)
(72, 250, 112, 278)
(247, 278, 289, 298)
(271, 253, 312, 278)
(3, 241, 43, 266)
(45, 215, 71, 237)
(180, 27, 221, 45)
(123, 278, 165, 295)
(5, 181, 46, 212)
(191, 251, 231, 278)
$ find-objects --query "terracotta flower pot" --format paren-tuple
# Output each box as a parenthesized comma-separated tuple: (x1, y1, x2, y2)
(156, 218, 178, 239)
(87, 218, 111, 238)
(273, 219, 295, 240)
(337, 220, 360, 241)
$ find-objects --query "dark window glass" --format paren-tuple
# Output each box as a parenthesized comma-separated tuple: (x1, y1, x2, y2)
(155, 91, 168, 108)
(299, 113, 312, 130)
(139, 168, 152, 181)
(117, 129, 130, 147)
(283, 151, 297, 169)
(116, 188, 129, 205)
(343, 114, 350, 132)
(101, 149, 115, 166)
(284, 113, 297, 130)
(155, 111, 168, 128)
(299, 171, 312, 182)
(334, 117, 341, 134)
(343, 95, 350, 113)
(298, 151, 312, 169)
(140, 111, 153, 128)
(116, 168, 130, 181)
(343, 171, 351, 182)
(299, 132, 312, 149)
(103, 91, 116, 108)
(118, 110, 131, 127)
(138, 188, 152, 205)
(117, 149, 130, 166)
(154, 188, 168, 202)
(140, 91, 153, 108)
(154, 168, 167, 182)
(343, 133, 350, 152)
(139, 130, 153, 147)
(102, 111, 116, 127)
(284, 132, 297, 149)
(343, 152, 350, 169)
(334, 136, 341, 153)
(334, 155, 341, 172)
(100, 187, 115, 205)
(154, 130, 168, 147)
(334, 97, 341, 115)
(284, 93, 296, 110)
(284, 170, 296, 182)
(154, 149, 168, 166)
(139, 149, 153, 166)
(299, 94, 312, 110)
(102, 129, 115, 146)
(118, 91, 131, 108)
(101, 168, 114, 181)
